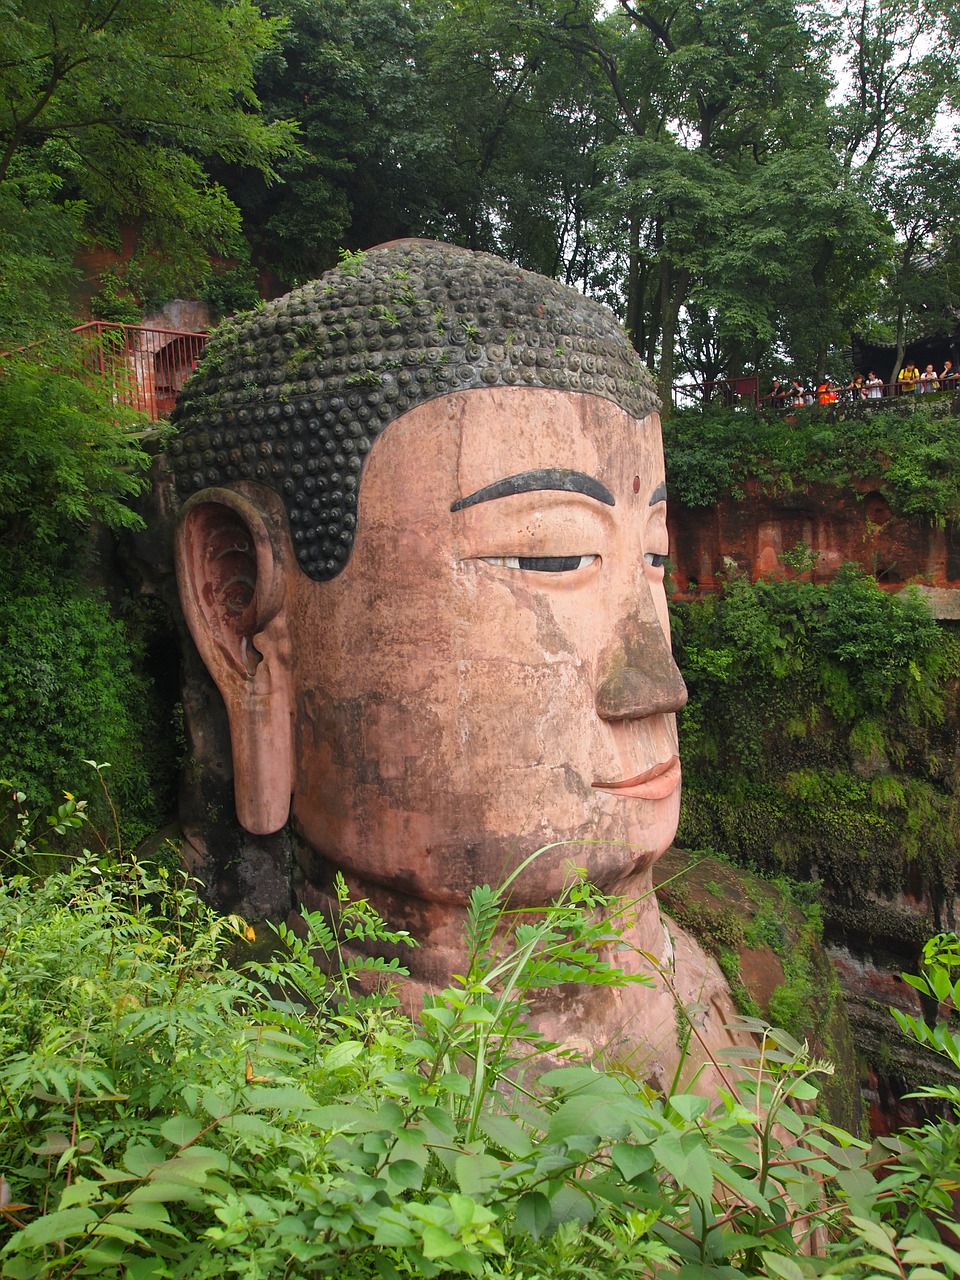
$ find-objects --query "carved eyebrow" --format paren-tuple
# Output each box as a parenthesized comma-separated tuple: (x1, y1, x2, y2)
(451, 468, 615, 513)
(649, 482, 668, 506)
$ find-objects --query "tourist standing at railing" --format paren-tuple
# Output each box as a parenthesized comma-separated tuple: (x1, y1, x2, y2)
(898, 362, 920, 394)
(789, 377, 806, 407)
(817, 379, 838, 405)
(766, 377, 786, 407)
(940, 360, 958, 387)
(865, 371, 883, 399)
(842, 373, 866, 399)
(919, 363, 940, 393)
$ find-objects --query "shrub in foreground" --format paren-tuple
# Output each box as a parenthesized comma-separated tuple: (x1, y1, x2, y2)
(1, 792, 960, 1278)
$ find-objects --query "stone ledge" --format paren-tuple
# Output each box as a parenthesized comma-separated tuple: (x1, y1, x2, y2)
(908, 585, 960, 620)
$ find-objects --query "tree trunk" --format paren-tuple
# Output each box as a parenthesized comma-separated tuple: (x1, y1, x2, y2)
(810, 241, 834, 383)
(890, 244, 913, 385)
(625, 208, 643, 351)
(657, 259, 691, 413)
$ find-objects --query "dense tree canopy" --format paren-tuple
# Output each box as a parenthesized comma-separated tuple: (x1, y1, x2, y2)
(3, 0, 958, 392)
(0, 0, 297, 344)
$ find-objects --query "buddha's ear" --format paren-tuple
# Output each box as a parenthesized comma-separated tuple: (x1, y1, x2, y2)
(175, 486, 295, 834)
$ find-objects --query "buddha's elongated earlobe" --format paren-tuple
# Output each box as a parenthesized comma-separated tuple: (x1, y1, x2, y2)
(175, 486, 295, 834)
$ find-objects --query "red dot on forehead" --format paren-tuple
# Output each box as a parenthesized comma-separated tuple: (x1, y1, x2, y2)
(633, 475, 641, 494)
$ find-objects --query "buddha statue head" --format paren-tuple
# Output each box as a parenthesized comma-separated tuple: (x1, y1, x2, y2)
(169, 240, 688, 983)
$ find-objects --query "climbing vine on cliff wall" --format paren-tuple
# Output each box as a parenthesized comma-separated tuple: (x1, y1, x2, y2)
(672, 553, 960, 915)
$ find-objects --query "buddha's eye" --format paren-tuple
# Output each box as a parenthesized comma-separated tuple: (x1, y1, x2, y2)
(479, 554, 598, 572)
(645, 552, 668, 569)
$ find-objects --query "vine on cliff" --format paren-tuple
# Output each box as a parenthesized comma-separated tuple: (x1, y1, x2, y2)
(671, 555, 960, 902)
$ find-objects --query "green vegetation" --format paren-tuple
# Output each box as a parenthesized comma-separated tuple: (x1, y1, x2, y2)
(652, 852, 857, 1131)
(5, 0, 960, 391)
(0, 592, 171, 841)
(663, 400, 960, 521)
(0, 0, 296, 346)
(0, 359, 178, 839)
(0, 357, 150, 553)
(672, 554, 960, 902)
(2, 794, 960, 1278)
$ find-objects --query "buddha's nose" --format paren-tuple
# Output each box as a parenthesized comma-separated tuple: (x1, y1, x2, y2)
(595, 617, 688, 720)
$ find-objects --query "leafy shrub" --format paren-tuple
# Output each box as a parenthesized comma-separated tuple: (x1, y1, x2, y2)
(672, 558, 960, 896)
(200, 261, 262, 321)
(0, 353, 173, 841)
(0, 586, 174, 842)
(89, 267, 143, 324)
(0, 355, 150, 559)
(3, 795, 960, 1278)
(664, 401, 960, 525)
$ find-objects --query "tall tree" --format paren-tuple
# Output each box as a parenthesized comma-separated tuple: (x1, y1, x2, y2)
(877, 148, 960, 380)
(568, 0, 838, 396)
(0, 0, 296, 342)
(827, 0, 959, 179)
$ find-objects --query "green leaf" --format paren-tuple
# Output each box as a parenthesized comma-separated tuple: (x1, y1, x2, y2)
(611, 1141, 656, 1181)
(849, 1215, 898, 1256)
(668, 1094, 710, 1122)
(376, 1101, 406, 1129)
(7, 1205, 98, 1249)
(477, 1113, 533, 1157)
(539, 1066, 609, 1092)
(111, 1205, 184, 1238)
(548, 1183, 595, 1228)
(421, 1222, 461, 1259)
(323, 1040, 365, 1070)
(160, 1115, 204, 1147)
(385, 1159, 424, 1191)
(307, 1104, 383, 1132)
(547, 1095, 631, 1144)
(455, 1154, 503, 1197)
(371, 1206, 417, 1248)
(91, 1220, 148, 1245)
(243, 1084, 319, 1112)
(710, 1158, 771, 1214)
(761, 1253, 807, 1280)
(28, 1130, 73, 1156)
(515, 1190, 552, 1239)
(436, 1072, 471, 1097)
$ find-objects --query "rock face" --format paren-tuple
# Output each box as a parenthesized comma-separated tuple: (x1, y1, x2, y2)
(668, 481, 960, 601)
(654, 849, 861, 1133)
(666, 483, 960, 1129)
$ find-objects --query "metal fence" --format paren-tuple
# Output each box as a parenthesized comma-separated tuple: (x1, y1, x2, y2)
(67, 322, 208, 420)
(672, 376, 760, 410)
(673, 375, 960, 410)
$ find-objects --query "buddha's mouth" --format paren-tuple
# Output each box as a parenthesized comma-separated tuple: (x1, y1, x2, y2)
(592, 755, 681, 800)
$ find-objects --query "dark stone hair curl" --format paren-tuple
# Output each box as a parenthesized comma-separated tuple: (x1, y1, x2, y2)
(169, 240, 659, 581)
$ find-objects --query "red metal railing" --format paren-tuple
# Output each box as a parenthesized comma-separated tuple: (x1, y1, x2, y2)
(673, 376, 760, 410)
(68, 322, 208, 420)
(676, 374, 960, 409)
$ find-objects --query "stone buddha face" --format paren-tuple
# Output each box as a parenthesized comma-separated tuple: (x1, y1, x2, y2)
(172, 241, 687, 918)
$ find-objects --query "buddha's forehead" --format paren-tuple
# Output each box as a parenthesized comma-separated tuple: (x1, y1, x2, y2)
(451, 387, 659, 497)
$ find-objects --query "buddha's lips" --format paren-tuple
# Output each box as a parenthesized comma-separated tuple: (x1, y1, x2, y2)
(592, 756, 681, 800)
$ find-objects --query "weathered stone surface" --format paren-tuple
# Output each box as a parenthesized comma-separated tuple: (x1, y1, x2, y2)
(162, 241, 755, 1091)
(668, 481, 960, 594)
(655, 849, 862, 1132)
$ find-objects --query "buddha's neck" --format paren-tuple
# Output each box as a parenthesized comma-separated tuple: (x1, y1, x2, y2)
(291, 858, 667, 992)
